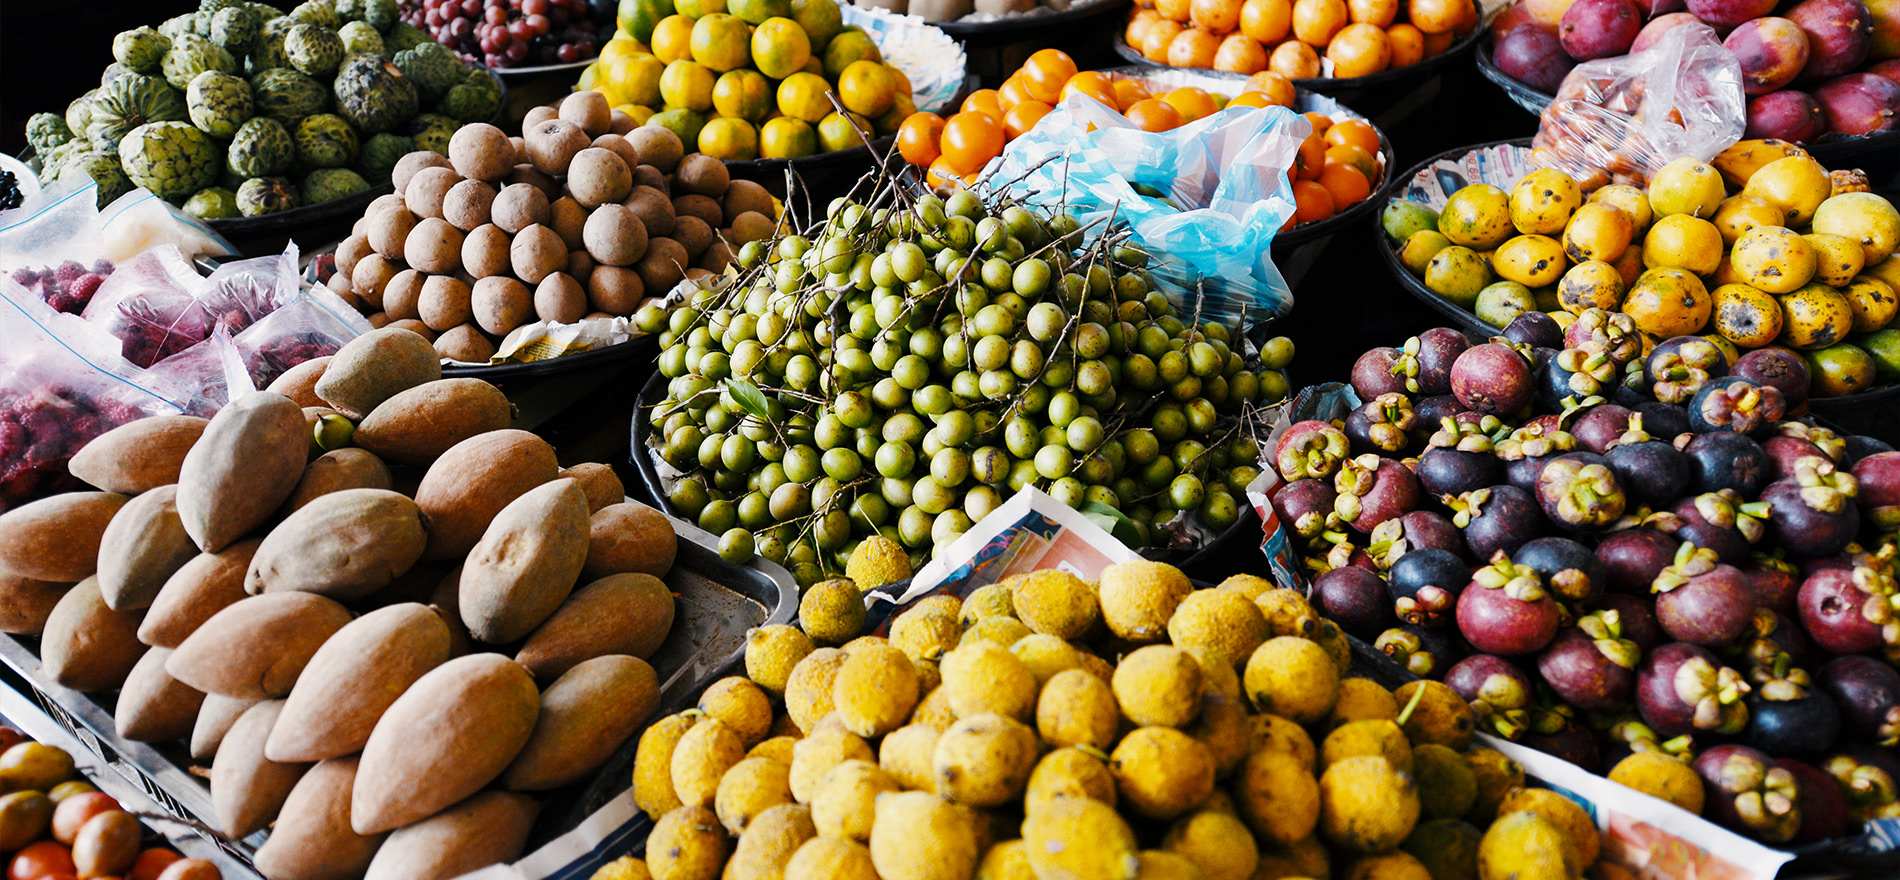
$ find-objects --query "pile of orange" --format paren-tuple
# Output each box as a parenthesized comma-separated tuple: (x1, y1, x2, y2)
(1284, 111, 1385, 228)
(896, 50, 1313, 188)
(1124, 0, 1479, 79)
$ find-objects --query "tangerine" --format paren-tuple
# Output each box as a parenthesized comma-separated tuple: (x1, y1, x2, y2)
(1168, 27, 1224, 67)
(1023, 49, 1079, 103)
(776, 71, 832, 122)
(1129, 8, 1163, 45)
(1064, 71, 1119, 106)
(816, 110, 870, 152)
(1325, 119, 1379, 153)
(1324, 144, 1376, 181)
(699, 117, 759, 160)
(1269, 39, 1322, 78)
(751, 17, 812, 80)
(1293, 179, 1336, 223)
(963, 89, 1005, 119)
(999, 76, 1036, 109)
(1126, 98, 1186, 131)
(1004, 101, 1053, 137)
(1348, 0, 1396, 26)
(1292, 0, 1349, 45)
(1294, 133, 1326, 180)
(839, 59, 897, 117)
(1318, 162, 1371, 207)
(650, 14, 696, 63)
(1229, 91, 1275, 108)
(761, 115, 819, 158)
(1163, 87, 1220, 122)
(713, 69, 772, 121)
(1112, 78, 1154, 110)
(1386, 22, 1424, 66)
(897, 112, 945, 166)
(1157, 0, 1192, 20)
(1214, 33, 1270, 72)
(1325, 22, 1390, 77)
(1245, 70, 1297, 106)
(1191, 0, 1245, 33)
(688, 13, 750, 72)
(1143, 19, 1187, 61)
(1406, 0, 1459, 34)
(1240, 0, 1293, 42)
(941, 111, 1006, 173)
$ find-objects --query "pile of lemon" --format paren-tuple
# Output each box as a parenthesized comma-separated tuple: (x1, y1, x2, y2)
(584, 0, 918, 161)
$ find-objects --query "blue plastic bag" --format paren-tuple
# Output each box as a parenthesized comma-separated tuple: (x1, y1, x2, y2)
(984, 93, 1309, 342)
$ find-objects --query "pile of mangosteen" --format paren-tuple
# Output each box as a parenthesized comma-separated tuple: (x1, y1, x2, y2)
(1272, 306, 1900, 846)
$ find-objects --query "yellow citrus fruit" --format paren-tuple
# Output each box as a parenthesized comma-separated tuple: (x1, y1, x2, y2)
(823, 28, 882, 78)
(730, 0, 791, 22)
(761, 116, 819, 158)
(838, 59, 896, 117)
(650, 107, 709, 146)
(792, 0, 844, 48)
(675, 0, 727, 18)
(802, 54, 825, 76)
(714, 69, 773, 121)
(752, 16, 813, 79)
(651, 15, 697, 63)
(699, 117, 761, 160)
(874, 93, 915, 136)
(578, 63, 603, 93)
(888, 63, 913, 98)
(615, 103, 658, 125)
(598, 36, 645, 66)
(691, 13, 752, 72)
(818, 110, 870, 152)
(777, 71, 832, 122)
(661, 60, 717, 111)
(607, 54, 666, 107)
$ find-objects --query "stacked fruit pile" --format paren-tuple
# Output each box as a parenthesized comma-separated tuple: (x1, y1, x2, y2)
(571, 0, 913, 160)
(22, 0, 501, 217)
(400, 0, 605, 68)
(1124, 0, 1479, 78)
(0, 732, 219, 879)
(1490, 0, 1900, 142)
(0, 330, 684, 880)
(1384, 142, 1900, 397)
(320, 98, 776, 363)
(640, 178, 1293, 587)
(591, 558, 1606, 880)
(1265, 309, 1900, 844)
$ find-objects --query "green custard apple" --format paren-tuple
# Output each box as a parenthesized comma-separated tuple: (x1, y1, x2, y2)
(26, 113, 74, 155)
(338, 21, 384, 56)
(183, 186, 241, 219)
(393, 41, 462, 103)
(120, 121, 220, 200)
(113, 27, 173, 75)
(211, 5, 260, 55)
(236, 176, 300, 215)
(251, 67, 328, 125)
(188, 70, 255, 137)
(334, 52, 417, 133)
(355, 131, 412, 182)
(162, 34, 238, 90)
(227, 116, 295, 176)
(302, 167, 370, 203)
(86, 74, 189, 152)
(293, 112, 359, 167)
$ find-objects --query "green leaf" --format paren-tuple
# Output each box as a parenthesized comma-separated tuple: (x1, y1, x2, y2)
(1081, 501, 1144, 548)
(725, 379, 771, 421)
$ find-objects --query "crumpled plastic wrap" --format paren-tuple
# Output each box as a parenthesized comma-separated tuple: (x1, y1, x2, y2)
(843, 4, 969, 114)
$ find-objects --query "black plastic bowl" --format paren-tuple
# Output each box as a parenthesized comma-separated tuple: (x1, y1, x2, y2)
(1112, 24, 1483, 97)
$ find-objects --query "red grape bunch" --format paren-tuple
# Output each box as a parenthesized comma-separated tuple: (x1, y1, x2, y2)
(401, 0, 603, 68)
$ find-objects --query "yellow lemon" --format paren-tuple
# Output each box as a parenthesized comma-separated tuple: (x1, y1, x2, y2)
(822, 28, 881, 78)
(751, 16, 812, 79)
(760, 116, 818, 158)
(650, 107, 709, 146)
(675, 0, 726, 18)
(661, 59, 717, 111)
(777, 71, 832, 122)
(714, 69, 773, 121)
(607, 54, 666, 106)
(873, 93, 914, 136)
(817, 110, 870, 152)
(838, 58, 895, 117)
(691, 13, 753, 72)
(700, 117, 761, 159)
(791, 0, 844, 48)
(729, 0, 792, 23)
(651, 14, 697, 63)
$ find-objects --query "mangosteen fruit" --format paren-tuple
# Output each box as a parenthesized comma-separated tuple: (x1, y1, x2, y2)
(1273, 478, 1338, 542)
(1693, 744, 1802, 843)
(1652, 544, 1758, 648)
(1635, 642, 1751, 738)
(1445, 653, 1537, 739)
(1798, 564, 1890, 656)
(1352, 346, 1409, 400)
(1386, 547, 1469, 627)
(1569, 403, 1635, 455)
(1735, 608, 1812, 676)
(1455, 552, 1562, 656)
(1604, 416, 1691, 507)
(1375, 623, 1466, 678)
(1779, 758, 1854, 845)
(1743, 555, 1803, 618)
(1522, 719, 1600, 770)
(1732, 348, 1811, 415)
(1394, 327, 1471, 395)
(1633, 400, 1693, 440)
(1843, 435, 1895, 468)
(1817, 655, 1900, 746)
(1597, 528, 1681, 594)
(1537, 452, 1628, 531)
(1666, 490, 1769, 564)
(1599, 592, 1669, 655)
(1412, 395, 1467, 446)
(1688, 376, 1787, 436)
(1275, 420, 1352, 482)
(1537, 610, 1640, 711)
(1503, 310, 1563, 350)
(1497, 423, 1579, 493)
(1563, 308, 1645, 365)
(1450, 343, 1534, 415)
(1314, 565, 1396, 640)
(1762, 422, 1846, 482)
(1743, 686, 1841, 757)
(1852, 450, 1900, 531)
(1517, 536, 1606, 606)
(1822, 747, 1900, 819)
(1647, 336, 1730, 405)
(1393, 509, 1467, 557)
(1334, 453, 1422, 533)
(1540, 348, 1621, 413)
(1761, 457, 1861, 558)
(1345, 393, 1419, 456)
(1417, 418, 1505, 498)
(1448, 485, 1545, 561)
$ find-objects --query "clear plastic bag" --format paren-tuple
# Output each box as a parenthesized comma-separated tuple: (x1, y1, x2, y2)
(0, 277, 191, 512)
(195, 243, 304, 338)
(142, 326, 243, 418)
(0, 179, 116, 315)
(95, 188, 235, 266)
(79, 245, 214, 368)
(1531, 22, 1746, 188)
(984, 94, 1305, 343)
(232, 285, 373, 392)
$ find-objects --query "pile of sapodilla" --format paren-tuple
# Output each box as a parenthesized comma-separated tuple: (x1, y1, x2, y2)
(0, 326, 683, 880)
(330, 90, 779, 363)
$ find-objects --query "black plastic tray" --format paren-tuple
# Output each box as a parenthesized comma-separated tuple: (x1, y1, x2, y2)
(1473, 38, 1554, 117)
(1371, 137, 1527, 339)
(0, 524, 797, 877)
(1110, 24, 1483, 97)
(931, 0, 1132, 39)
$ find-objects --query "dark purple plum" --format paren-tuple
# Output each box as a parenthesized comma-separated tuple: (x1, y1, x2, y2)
(1334, 454, 1422, 533)
(1516, 536, 1606, 606)
(1744, 686, 1841, 757)
(1798, 565, 1886, 656)
(1449, 485, 1545, 561)
(1761, 423, 1845, 482)
(1376, 623, 1466, 678)
(1694, 744, 1802, 843)
(1570, 404, 1635, 454)
(1604, 416, 1691, 507)
(1537, 452, 1627, 532)
(1345, 393, 1419, 457)
(1779, 758, 1853, 845)
(1746, 90, 1830, 142)
(1446, 654, 1537, 739)
(1386, 547, 1470, 627)
(1599, 592, 1668, 655)
(1352, 347, 1409, 400)
(1853, 450, 1900, 530)
(1539, 348, 1621, 413)
(1315, 565, 1397, 639)
(1648, 336, 1730, 405)
(1559, 0, 1641, 59)
(1416, 418, 1504, 499)
(1273, 478, 1338, 542)
(1522, 719, 1600, 770)
(1394, 327, 1470, 396)
(1598, 528, 1680, 595)
(1818, 655, 1900, 746)
(1653, 544, 1758, 647)
(1842, 435, 1893, 467)
(1633, 401, 1693, 442)
(1503, 310, 1563, 350)
(1564, 308, 1643, 365)
(1788, 0, 1875, 81)
(1681, 431, 1770, 497)
(1456, 553, 1562, 656)
(1732, 348, 1812, 415)
(1450, 343, 1533, 415)
(1760, 457, 1861, 557)
(1636, 642, 1752, 738)
(1275, 420, 1352, 482)
(1537, 612, 1639, 710)
(1816, 72, 1900, 135)
(1742, 555, 1804, 618)
(1496, 25, 1576, 93)
(1688, 376, 1787, 436)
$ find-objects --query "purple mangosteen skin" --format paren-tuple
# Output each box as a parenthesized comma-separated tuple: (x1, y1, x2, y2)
(1798, 568, 1885, 656)
(1760, 477, 1859, 559)
(1654, 562, 1757, 648)
(1762, 435, 1834, 483)
(1353, 347, 1409, 400)
(1418, 446, 1505, 499)
(1669, 496, 1757, 565)
(1682, 431, 1770, 498)
(1503, 311, 1564, 350)
(1780, 758, 1854, 845)
(1733, 347, 1811, 415)
(1396, 328, 1471, 396)
(1398, 510, 1466, 556)
(1345, 395, 1419, 457)
(1693, 744, 1800, 843)
(1743, 687, 1841, 757)
(1598, 593, 1668, 654)
(1456, 485, 1546, 561)
(1742, 560, 1803, 619)
(1597, 529, 1681, 594)
(1523, 720, 1600, 770)
(1335, 456, 1423, 533)
(1450, 344, 1534, 415)
(1537, 626, 1636, 710)
(1571, 405, 1635, 454)
(1273, 479, 1338, 541)
(1314, 565, 1397, 640)
(1636, 642, 1738, 739)
(1634, 401, 1693, 440)
(1853, 451, 1900, 530)
(1817, 655, 1900, 745)
(1455, 577, 1560, 656)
